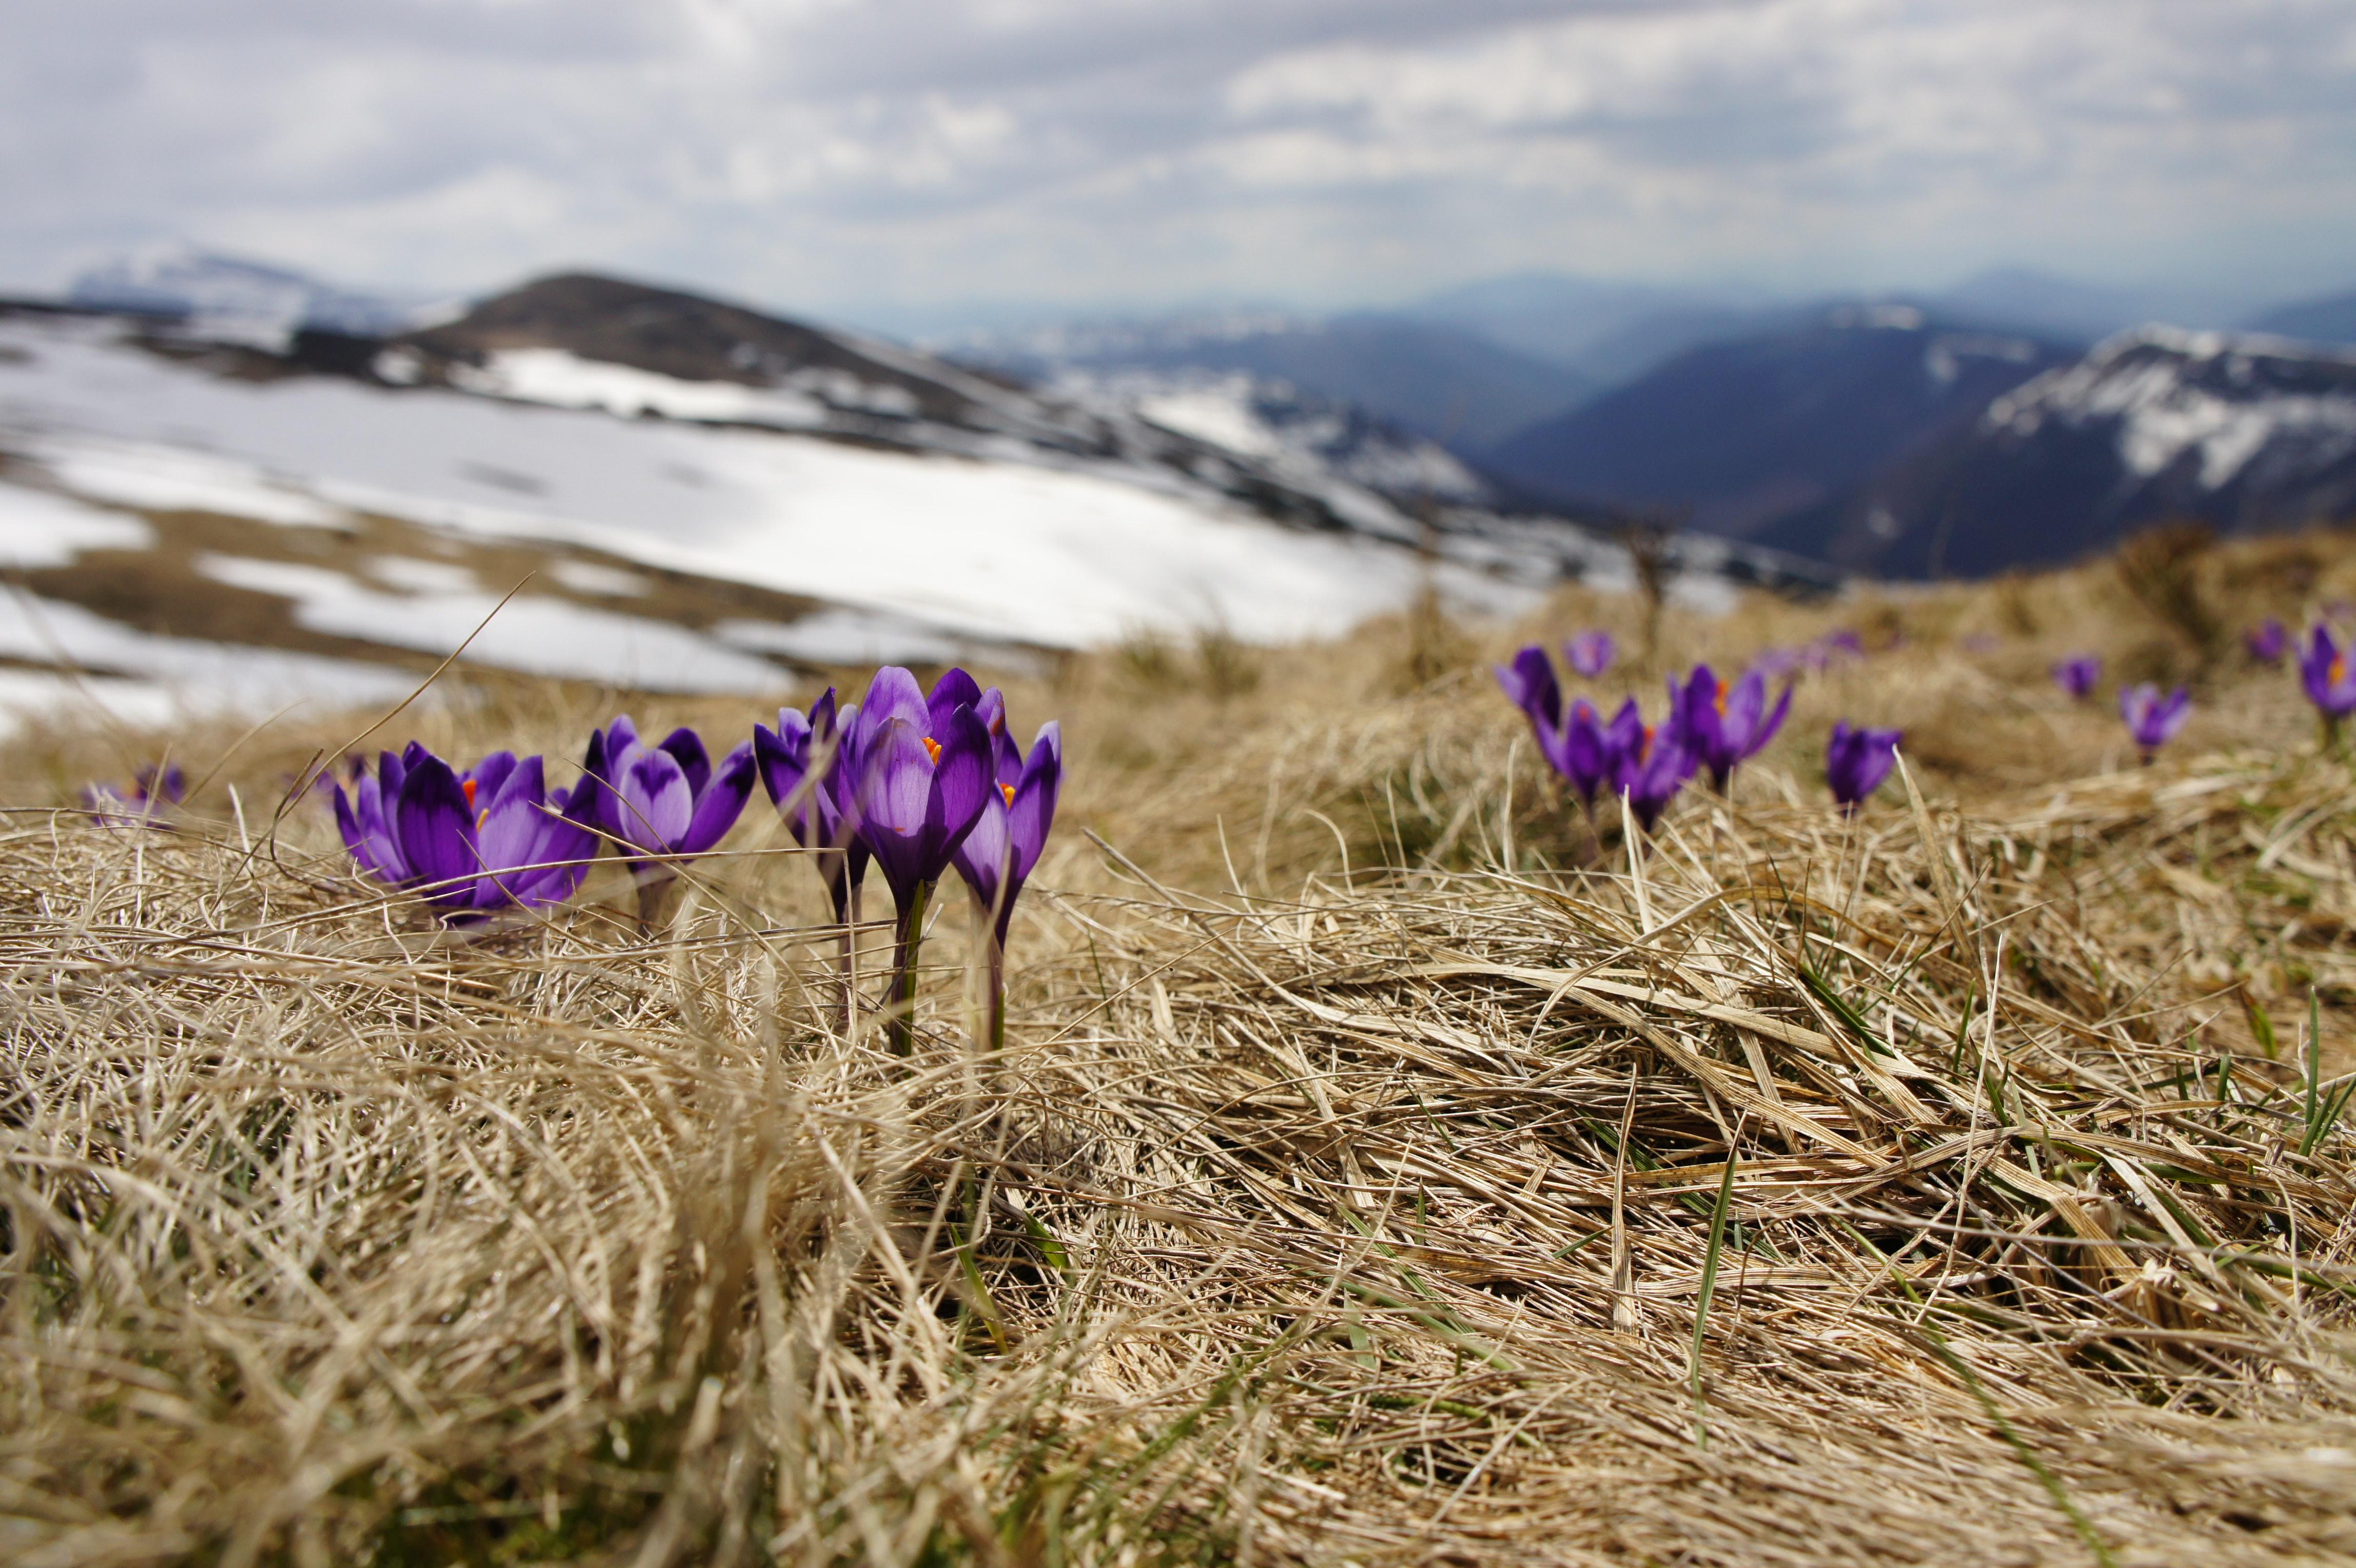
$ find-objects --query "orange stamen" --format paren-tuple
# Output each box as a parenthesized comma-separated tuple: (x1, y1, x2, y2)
(2334, 655, 2347, 687)
(1714, 679, 1729, 715)
(922, 736, 942, 765)
(462, 777, 477, 807)
(1000, 782, 1016, 807)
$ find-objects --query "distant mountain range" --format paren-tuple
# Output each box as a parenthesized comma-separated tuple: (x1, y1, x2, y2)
(1482, 306, 2078, 538)
(948, 311, 1592, 449)
(1758, 328, 2356, 575)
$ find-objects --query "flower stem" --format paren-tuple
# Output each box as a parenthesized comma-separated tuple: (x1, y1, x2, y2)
(984, 924, 1007, 1057)
(634, 871, 676, 936)
(885, 880, 931, 1056)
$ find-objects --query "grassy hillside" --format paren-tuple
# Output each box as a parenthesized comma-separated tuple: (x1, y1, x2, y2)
(4, 526, 2354, 1565)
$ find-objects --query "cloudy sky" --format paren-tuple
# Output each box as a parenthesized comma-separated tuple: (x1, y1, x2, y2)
(6, 0, 2354, 328)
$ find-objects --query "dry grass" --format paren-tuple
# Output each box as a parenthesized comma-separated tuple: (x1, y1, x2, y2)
(4, 529, 2356, 1565)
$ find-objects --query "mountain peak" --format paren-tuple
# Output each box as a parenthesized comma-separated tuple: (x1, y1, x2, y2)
(66, 243, 422, 342)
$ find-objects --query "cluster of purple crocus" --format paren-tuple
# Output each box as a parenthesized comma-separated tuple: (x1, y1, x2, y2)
(328, 664, 1061, 1053)
(754, 667, 1061, 1051)
(1496, 639, 1793, 831)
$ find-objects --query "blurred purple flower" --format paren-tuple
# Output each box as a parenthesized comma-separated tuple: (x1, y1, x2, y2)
(1963, 633, 2000, 654)
(1494, 645, 1562, 734)
(2119, 684, 2191, 760)
(1549, 697, 1619, 814)
(2300, 624, 2356, 733)
(1819, 631, 1865, 660)
(1564, 631, 1616, 679)
(1752, 646, 1804, 681)
(82, 762, 186, 825)
(1614, 722, 1691, 833)
(2246, 619, 2288, 663)
(332, 742, 598, 920)
(1826, 723, 1902, 812)
(1672, 665, 1791, 792)
(2052, 656, 2101, 700)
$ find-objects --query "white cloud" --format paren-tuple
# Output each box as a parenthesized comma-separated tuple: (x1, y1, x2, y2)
(0, 0, 2350, 321)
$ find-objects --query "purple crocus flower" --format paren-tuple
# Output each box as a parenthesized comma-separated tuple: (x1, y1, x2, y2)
(1825, 723, 1902, 813)
(754, 687, 865, 922)
(332, 742, 598, 919)
(2299, 625, 2356, 726)
(1672, 664, 1792, 793)
(1614, 722, 1690, 833)
(2119, 684, 2191, 761)
(843, 667, 993, 914)
(2247, 619, 2288, 664)
(1549, 698, 1618, 814)
(2052, 656, 2100, 700)
(840, 667, 994, 1051)
(1494, 645, 1563, 735)
(952, 716, 1063, 1050)
(583, 716, 756, 872)
(1564, 631, 1616, 679)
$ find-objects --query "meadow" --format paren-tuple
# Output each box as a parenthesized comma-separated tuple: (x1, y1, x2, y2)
(4, 523, 2354, 1566)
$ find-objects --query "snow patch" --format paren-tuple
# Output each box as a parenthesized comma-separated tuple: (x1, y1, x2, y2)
(448, 348, 830, 428)
(0, 590, 416, 721)
(715, 608, 987, 668)
(546, 559, 653, 597)
(0, 481, 154, 565)
(366, 555, 481, 594)
(194, 553, 791, 694)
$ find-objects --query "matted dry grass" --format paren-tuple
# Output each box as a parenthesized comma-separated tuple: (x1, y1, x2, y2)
(5, 532, 2356, 1566)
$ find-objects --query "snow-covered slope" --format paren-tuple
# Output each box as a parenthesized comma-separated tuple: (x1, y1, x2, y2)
(1760, 327, 2356, 576)
(0, 303, 1575, 730)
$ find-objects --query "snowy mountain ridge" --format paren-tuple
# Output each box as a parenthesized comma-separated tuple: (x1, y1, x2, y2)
(67, 242, 429, 346)
(1984, 325, 2356, 491)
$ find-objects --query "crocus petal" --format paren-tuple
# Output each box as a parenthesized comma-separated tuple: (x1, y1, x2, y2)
(928, 668, 984, 738)
(618, 750, 693, 853)
(394, 755, 478, 900)
(1751, 682, 1793, 756)
(855, 717, 937, 904)
(1494, 646, 1562, 732)
(858, 667, 929, 749)
(469, 750, 519, 807)
(1005, 722, 1062, 882)
(928, 703, 994, 869)
(473, 756, 552, 907)
(952, 790, 1010, 915)
(755, 715, 813, 836)
(657, 727, 712, 798)
(334, 781, 401, 883)
(679, 742, 755, 856)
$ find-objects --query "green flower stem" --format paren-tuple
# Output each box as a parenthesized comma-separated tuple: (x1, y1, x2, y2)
(885, 880, 931, 1055)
